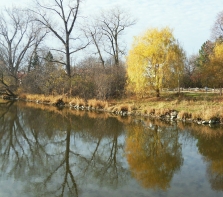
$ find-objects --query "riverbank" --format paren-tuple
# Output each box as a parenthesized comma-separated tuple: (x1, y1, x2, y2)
(2, 92, 223, 125)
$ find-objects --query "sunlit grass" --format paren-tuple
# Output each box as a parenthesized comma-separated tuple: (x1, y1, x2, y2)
(69, 97, 86, 106)
(88, 99, 108, 110)
(19, 92, 223, 122)
(113, 92, 223, 121)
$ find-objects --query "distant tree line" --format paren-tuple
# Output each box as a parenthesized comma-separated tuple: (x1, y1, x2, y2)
(180, 11, 223, 94)
(0, 0, 223, 99)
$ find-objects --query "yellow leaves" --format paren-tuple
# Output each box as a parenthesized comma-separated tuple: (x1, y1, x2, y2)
(126, 27, 185, 97)
(204, 42, 223, 87)
(126, 48, 148, 95)
(211, 42, 223, 61)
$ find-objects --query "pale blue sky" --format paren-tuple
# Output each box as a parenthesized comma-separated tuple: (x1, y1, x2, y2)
(0, 0, 223, 56)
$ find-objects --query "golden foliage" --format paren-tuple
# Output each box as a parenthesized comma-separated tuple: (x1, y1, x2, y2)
(126, 27, 185, 97)
(202, 42, 223, 87)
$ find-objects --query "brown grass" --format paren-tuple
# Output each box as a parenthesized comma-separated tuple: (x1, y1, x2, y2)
(21, 94, 73, 105)
(19, 93, 223, 122)
(117, 104, 132, 112)
(155, 108, 171, 116)
(177, 111, 192, 119)
(88, 99, 108, 110)
(25, 94, 41, 101)
(118, 95, 223, 121)
(69, 97, 86, 106)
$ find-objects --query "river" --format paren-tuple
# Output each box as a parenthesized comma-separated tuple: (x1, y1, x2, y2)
(0, 100, 223, 197)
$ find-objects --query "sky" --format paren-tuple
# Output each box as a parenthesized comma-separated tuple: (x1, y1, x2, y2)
(0, 0, 223, 56)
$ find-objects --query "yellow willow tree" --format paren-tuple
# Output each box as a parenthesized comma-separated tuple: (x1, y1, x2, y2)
(126, 27, 185, 97)
(203, 42, 223, 95)
(165, 43, 186, 92)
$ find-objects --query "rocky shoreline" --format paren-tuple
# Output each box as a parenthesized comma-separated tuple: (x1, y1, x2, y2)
(55, 99, 222, 126)
(1, 95, 222, 126)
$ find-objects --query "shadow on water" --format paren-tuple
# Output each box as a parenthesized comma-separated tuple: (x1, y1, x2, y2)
(0, 101, 223, 196)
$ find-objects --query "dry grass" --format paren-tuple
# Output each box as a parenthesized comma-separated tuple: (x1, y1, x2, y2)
(69, 97, 86, 106)
(19, 93, 223, 122)
(88, 99, 108, 110)
(113, 94, 223, 122)
(193, 106, 223, 121)
(104, 103, 136, 114)
(177, 111, 192, 119)
(21, 94, 73, 105)
(19, 93, 27, 100)
(155, 108, 171, 116)
(117, 104, 132, 112)
(106, 105, 116, 112)
(25, 94, 41, 101)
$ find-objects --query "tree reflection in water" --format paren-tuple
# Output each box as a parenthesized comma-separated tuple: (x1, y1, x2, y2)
(1, 101, 223, 196)
(175, 122, 223, 192)
(192, 127, 223, 191)
(125, 120, 183, 190)
(0, 101, 128, 196)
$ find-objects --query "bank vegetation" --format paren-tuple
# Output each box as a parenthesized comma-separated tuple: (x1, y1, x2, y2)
(5, 91, 221, 126)
(1, 1, 223, 126)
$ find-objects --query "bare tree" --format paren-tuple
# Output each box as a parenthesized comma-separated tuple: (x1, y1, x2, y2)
(79, 8, 135, 99)
(84, 7, 136, 67)
(83, 22, 105, 68)
(27, 32, 48, 72)
(97, 7, 136, 66)
(211, 10, 223, 41)
(31, 0, 89, 78)
(0, 7, 43, 96)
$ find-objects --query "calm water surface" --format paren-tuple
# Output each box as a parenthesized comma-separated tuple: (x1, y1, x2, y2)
(0, 100, 223, 197)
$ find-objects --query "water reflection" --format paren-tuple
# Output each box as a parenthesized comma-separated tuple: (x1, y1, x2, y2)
(175, 122, 223, 192)
(0, 101, 223, 196)
(0, 101, 128, 196)
(190, 127, 223, 191)
(125, 120, 183, 190)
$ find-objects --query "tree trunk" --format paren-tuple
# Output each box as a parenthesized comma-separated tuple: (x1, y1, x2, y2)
(156, 88, 160, 97)
(68, 77, 72, 97)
